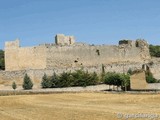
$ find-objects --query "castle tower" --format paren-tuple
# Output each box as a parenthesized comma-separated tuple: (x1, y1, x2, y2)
(5, 39, 20, 71)
(55, 34, 75, 45)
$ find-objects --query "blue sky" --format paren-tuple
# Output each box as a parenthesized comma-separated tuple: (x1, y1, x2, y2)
(0, 0, 160, 49)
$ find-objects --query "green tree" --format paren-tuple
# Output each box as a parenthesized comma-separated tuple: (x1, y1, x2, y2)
(50, 72, 59, 88)
(112, 73, 122, 91)
(41, 73, 51, 88)
(104, 72, 114, 90)
(22, 74, 33, 90)
(104, 72, 130, 91)
(149, 45, 160, 57)
(72, 69, 84, 86)
(57, 72, 73, 88)
(0, 50, 5, 70)
(89, 72, 98, 85)
(72, 70, 98, 87)
(12, 81, 17, 90)
(120, 74, 130, 91)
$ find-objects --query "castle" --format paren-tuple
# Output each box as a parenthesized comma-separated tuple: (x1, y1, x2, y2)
(5, 34, 150, 71)
(1, 34, 160, 89)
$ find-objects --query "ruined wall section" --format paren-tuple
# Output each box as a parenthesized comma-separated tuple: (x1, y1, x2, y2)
(46, 41, 150, 69)
(55, 34, 75, 45)
(147, 58, 160, 79)
(5, 39, 151, 71)
(5, 40, 47, 71)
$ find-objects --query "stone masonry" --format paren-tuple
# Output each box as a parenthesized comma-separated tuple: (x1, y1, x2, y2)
(5, 34, 151, 71)
(3, 34, 160, 89)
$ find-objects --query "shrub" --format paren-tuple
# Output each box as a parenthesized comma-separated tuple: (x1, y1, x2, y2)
(72, 70, 98, 87)
(12, 81, 17, 90)
(50, 72, 59, 88)
(119, 40, 129, 45)
(104, 72, 121, 85)
(127, 68, 132, 75)
(156, 79, 160, 83)
(41, 70, 99, 88)
(57, 72, 74, 88)
(41, 73, 52, 88)
(89, 72, 99, 85)
(146, 73, 157, 83)
(145, 70, 157, 83)
(72, 69, 84, 86)
(100, 72, 105, 83)
(22, 74, 33, 90)
(149, 45, 160, 57)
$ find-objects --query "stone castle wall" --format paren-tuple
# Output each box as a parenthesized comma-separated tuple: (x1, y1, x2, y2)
(5, 40, 47, 71)
(0, 62, 143, 89)
(146, 58, 160, 79)
(2, 34, 160, 90)
(4, 36, 151, 71)
(46, 41, 150, 69)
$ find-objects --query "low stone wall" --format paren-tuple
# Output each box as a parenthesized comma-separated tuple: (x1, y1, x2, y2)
(1, 66, 160, 90)
(130, 71, 160, 90)
(0, 84, 109, 96)
(147, 83, 160, 89)
(0, 62, 147, 90)
(130, 71, 148, 90)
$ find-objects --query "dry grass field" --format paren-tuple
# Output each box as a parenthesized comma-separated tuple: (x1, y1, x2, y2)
(0, 93, 160, 120)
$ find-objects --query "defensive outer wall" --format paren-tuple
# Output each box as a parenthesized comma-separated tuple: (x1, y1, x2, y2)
(5, 34, 150, 71)
(1, 34, 160, 89)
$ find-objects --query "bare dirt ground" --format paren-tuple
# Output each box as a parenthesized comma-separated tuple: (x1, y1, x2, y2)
(0, 93, 160, 120)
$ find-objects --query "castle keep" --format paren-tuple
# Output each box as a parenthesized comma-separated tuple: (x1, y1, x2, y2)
(5, 34, 150, 71)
